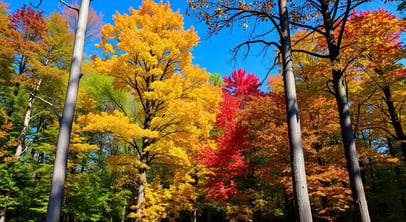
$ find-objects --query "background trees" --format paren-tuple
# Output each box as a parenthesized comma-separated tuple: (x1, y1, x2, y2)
(0, 0, 405, 221)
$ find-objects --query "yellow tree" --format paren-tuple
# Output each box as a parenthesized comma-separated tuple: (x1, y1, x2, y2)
(79, 1, 221, 221)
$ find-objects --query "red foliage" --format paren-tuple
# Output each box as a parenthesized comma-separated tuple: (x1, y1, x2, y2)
(223, 68, 262, 96)
(200, 69, 263, 200)
(9, 5, 47, 42)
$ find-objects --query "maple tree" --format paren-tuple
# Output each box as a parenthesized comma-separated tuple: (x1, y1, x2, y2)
(200, 69, 255, 214)
(79, 1, 221, 221)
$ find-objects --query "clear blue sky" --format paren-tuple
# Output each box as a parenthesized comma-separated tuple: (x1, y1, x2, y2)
(8, 0, 402, 91)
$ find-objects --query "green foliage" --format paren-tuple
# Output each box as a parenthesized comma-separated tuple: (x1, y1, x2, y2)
(0, 1, 405, 221)
(209, 73, 224, 86)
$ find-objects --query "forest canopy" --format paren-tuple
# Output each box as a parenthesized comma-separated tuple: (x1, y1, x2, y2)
(0, 0, 405, 221)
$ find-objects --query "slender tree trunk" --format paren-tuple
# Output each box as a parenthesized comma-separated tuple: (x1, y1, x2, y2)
(121, 199, 127, 222)
(333, 70, 370, 222)
(191, 172, 198, 222)
(0, 205, 6, 222)
(136, 161, 147, 222)
(278, 1, 313, 221)
(317, 1, 371, 221)
(46, 1, 90, 221)
(15, 77, 43, 156)
(381, 85, 406, 160)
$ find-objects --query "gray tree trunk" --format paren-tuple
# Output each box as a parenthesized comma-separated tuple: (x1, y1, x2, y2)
(0, 205, 6, 222)
(317, 0, 371, 221)
(333, 71, 370, 222)
(46, 0, 90, 221)
(15, 77, 43, 157)
(278, 0, 313, 221)
(381, 84, 406, 160)
(136, 162, 147, 222)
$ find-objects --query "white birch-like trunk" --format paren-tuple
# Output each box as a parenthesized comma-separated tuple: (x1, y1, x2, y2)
(15, 77, 43, 157)
(46, 0, 90, 221)
(121, 199, 127, 222)
(0, 205, 6, 222)
(278, 0, 313, 221)
(135, 166, 147, 222)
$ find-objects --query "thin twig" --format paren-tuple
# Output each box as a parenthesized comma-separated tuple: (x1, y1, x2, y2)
(261, 53, 280, 86)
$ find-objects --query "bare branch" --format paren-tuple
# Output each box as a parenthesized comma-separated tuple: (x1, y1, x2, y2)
(60, 0, 80, 13)
(291, 49, 331, 58)
(288, 20, 326, 36)
(35, 96, 62, 125)
(232, 40, 281, 60)
(261, 53, 280, 85)
(30, 0, 42, 8)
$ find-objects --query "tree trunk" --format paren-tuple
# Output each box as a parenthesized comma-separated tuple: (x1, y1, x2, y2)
(46, 1, 90, 221)
(136, 160, 147, 222)
(317, 1, 371, 221)
(15, 77, 43, 157)
(381, 85, 406, 160)
(332, 71, 370, 222)
(278, 1, 313, 221)
(121, 199, 127, 222)
(191, 172, 198, 222)
(0, 205, 6, 222)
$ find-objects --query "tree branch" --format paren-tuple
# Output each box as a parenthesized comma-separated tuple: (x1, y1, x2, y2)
(60, 0, 80, 13)
(35, 96, 62, 125)
(232, 40, 281, 60)
(30, 0, 42, 8)
(291, 49, 331, 58)
(261, 53, 280, 86)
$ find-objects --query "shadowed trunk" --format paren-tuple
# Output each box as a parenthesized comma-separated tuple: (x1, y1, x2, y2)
(278, 0, 313, 221)
(318, 1, 371, 221)
(381, 84, 406, 160)
(46, 0, 90, 221)
(136, 159, 147, 222)
(332, 60, 370, 222)
(0, 204, 6, 222)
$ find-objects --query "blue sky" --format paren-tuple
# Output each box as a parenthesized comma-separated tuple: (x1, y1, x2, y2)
(8, 0, 402, 91)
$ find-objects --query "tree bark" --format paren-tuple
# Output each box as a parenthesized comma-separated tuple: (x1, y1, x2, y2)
(381, 85, 406, 160)
(15, 77, 43, 157)
(46, 1, 90, 221)
(278, 1, 313, 221)
(317, 1, 371, 221)
(121, 199, 127, 222)
(332, 58, 370, 222)
(135, 158, 147, 222)
(0, 205, 6, 222)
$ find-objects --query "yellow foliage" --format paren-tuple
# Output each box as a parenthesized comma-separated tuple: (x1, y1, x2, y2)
(82, 1, 222, 220)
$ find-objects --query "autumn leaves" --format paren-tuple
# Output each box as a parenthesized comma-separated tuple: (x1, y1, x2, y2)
(0, 0, 405, 221)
